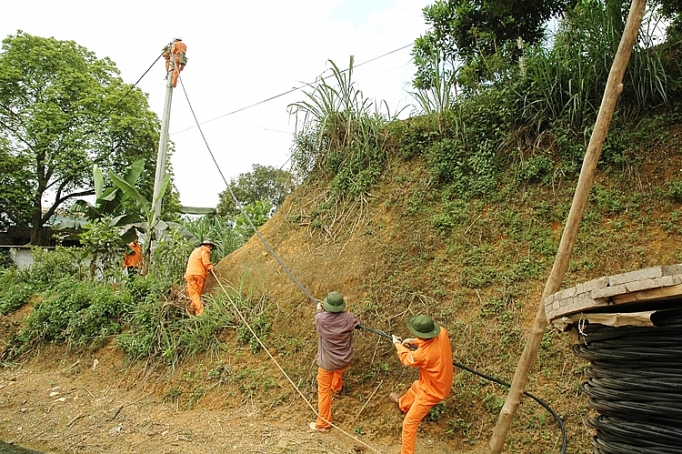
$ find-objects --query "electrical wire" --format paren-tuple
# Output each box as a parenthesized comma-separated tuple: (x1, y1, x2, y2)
(179, 68, 568, 452)
(572, 308, 682, 454)
(178, 76, 319, 305)
(357, 324, 568, 454)
(170, 43, 414, 136)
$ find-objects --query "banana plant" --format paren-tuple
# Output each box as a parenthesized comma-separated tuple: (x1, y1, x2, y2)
(53, 158, 146, 238)
(108, 170, 171, 275)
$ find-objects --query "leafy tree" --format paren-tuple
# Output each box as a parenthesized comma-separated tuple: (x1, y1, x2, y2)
(413, 0, 682, 89)
(412, 0, 578, 88)
(0, 31, 160, 244)
(216, 164, 296, 218)
(235, 200, 273, 238)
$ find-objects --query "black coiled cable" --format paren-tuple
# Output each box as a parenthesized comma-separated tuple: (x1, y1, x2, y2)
(572, 309, 682, 454)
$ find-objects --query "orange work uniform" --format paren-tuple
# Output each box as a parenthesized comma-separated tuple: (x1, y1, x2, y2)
(313, 309, 360, 430)
(122, 241, 142, 269)
(171, 40, 187, 88)
(395, 328, 453, 454)
(184, 245, 213, 316)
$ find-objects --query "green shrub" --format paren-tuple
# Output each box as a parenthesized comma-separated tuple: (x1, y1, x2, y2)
(517, 155, 555, 185)
(22, 278, 133, 348)
(666, 181, 682, 203)
(19, 247, 82, 290)
(0, 282, 33, 315)
(0, 249, 14, 269)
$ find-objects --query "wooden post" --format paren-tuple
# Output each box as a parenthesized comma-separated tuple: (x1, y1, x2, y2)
(486, 1, 646, 452)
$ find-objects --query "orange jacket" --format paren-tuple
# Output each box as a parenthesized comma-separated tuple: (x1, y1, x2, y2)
(172, 41, 187, 55)
(395, 328, 453, 400)
(122, 241, 142, 268)
(185, 245, 213, 278)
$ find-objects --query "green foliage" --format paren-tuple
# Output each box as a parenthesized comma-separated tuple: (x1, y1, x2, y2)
(19, 247, 83, 290)
(181, 215, 244, 262)
(117, 280, 271, 364)
(79, 216, 127, 280)
(412, 0, 578, 88)
(231, 292, 272, 354)
(148, 225, 195, 283)
(387, 115, 442, 161)
(0, 31, 160, 244)
(516, 0, 675, 140)
(18, 277, 132, 349)
(0, 269, 32, 314)
(235, 200, 273, 239)
(666, 180, 682, 203)
(289, 57, 402, 199)
(0, 249, 13, 269)
(423, 90, 510, 198)
(216, 164, 296, 217)
(516, 155, 555, 185)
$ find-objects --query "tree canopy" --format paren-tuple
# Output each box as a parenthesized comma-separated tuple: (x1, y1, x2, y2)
(0, 31, 161, 244)
(216, 164, 296, 218)
(412, 0, 579, 89)
(412, 0, 682, 90)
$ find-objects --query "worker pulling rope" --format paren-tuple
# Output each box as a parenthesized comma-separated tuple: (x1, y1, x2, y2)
(357, 324, 568, 454)
(181, 77, 567, 454)
(210, 270, 382, 453)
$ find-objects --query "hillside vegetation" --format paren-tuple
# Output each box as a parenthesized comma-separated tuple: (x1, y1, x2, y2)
(2, 1, 682, 453)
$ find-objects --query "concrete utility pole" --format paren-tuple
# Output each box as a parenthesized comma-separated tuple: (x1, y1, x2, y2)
(485, 1, 646, 452)
(151, 41, 175, 226)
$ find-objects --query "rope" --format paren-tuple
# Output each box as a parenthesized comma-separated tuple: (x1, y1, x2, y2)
(357, 324, 568, 454)
(179, 77, 318, 305)
(210, 270, 383, 453)
(572, 309, 682, 454)
(180, 68, 564, 452)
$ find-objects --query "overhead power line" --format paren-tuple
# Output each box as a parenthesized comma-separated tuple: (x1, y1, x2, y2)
(170, 42, 415, 136)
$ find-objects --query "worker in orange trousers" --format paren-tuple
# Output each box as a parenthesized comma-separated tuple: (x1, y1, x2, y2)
(310, 291, 361, 433)
(171, 37, 187, 88)
(122, 237, 142, 277)
(390, 315, 453, 454)
(184, 238, 216, 316)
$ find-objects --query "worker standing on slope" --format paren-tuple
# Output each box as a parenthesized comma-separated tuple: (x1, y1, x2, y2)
(390, 314, 453, 454)
(171, 37, 187, 88)
(184, 238, 216, 316)
(310, 291, 361, 433)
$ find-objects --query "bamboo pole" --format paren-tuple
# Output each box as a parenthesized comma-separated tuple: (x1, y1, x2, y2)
(486, 1, 646, 452)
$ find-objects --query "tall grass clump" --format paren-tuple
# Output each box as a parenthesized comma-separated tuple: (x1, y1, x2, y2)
(117, 280, 271, 365)
(513, 0, 676, 170)
(289, 57, 405, 198)
(0, 268, 32, 314)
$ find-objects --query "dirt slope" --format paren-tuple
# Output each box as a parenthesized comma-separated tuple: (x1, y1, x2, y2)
(3, 134, 682, 453)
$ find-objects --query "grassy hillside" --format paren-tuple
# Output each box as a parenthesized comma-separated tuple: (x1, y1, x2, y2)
(211, 119, 682, 453)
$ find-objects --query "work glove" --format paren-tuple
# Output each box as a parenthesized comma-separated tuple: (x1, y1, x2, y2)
(316, 302, 323, 312)
(392, 334, 402, 345)
(402, 338, 418, 350)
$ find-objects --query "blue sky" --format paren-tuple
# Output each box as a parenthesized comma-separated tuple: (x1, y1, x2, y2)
(3, 0, 433, 208)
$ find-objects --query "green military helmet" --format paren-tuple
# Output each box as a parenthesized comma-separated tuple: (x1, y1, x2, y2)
(322, 291, 346, 313)
(406, 314, 440, 339)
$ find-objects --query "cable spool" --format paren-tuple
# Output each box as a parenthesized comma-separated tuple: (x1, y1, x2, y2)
(572, 309, 682, 454)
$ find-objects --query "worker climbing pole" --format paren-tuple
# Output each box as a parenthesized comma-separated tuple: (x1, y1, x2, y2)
(171, 37, 187, 88)
(150, 36, 188, 265)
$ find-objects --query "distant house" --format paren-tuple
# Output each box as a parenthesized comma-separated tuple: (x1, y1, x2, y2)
(0, 213, 82, 270)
